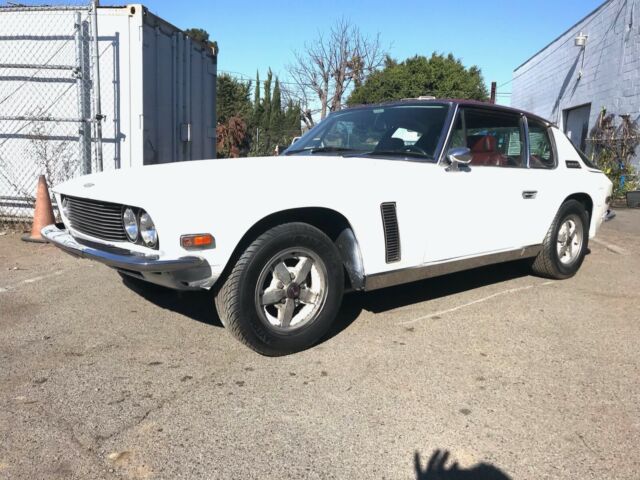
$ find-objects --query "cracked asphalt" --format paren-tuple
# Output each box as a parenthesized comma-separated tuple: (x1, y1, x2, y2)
(1, 210, 639, 480)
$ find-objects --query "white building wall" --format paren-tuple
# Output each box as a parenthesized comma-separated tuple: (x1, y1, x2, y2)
(511, 0, 640, 168)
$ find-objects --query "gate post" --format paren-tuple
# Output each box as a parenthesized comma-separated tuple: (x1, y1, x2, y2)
(74, 11, 92, 175)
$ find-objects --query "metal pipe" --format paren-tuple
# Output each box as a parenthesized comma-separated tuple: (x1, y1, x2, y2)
(0, 5, 89, 12)
(0, 63, 74, 70)
(90, 0, 104, 171)
(112, 32, 121, 169)
(74, 12, 91, 175)
(0, 115, 84, 122)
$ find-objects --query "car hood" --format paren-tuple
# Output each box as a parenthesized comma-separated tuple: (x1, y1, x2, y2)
(53, 155, 432, 207)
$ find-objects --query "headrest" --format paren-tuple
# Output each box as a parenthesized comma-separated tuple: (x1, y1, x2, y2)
(469, 135, 497, 153)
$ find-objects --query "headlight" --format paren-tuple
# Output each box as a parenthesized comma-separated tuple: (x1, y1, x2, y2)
(123, 208, 138, 242)
(139, 212, 158, 248)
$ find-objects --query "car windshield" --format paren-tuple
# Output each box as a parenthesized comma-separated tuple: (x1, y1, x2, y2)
(284, 103, 450, 161)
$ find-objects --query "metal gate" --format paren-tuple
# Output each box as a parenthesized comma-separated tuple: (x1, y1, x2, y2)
(0, 1, 103, 229)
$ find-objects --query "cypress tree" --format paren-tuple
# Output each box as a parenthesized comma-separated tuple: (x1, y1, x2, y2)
(254, 70, 260, 109)
(261, 69, 273, 152)
(263, 69, 272, 122)
(271, 78, 283, 142)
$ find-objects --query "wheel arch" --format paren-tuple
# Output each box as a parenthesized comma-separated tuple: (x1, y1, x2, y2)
(563, 192, 593, 220)
(221, 207, 366, 291)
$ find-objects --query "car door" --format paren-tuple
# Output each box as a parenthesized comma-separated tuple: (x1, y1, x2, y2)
(519, 117, 567, 244)
(424, 107, 537, 263)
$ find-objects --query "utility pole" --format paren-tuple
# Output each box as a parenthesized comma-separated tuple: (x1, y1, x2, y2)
(490, 81, 497, 104)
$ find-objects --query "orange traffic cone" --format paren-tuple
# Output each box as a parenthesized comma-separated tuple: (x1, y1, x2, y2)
(21, 175, 56, 243)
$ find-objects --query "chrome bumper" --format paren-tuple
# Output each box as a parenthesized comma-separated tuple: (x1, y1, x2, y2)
(41, 224, 204, 273)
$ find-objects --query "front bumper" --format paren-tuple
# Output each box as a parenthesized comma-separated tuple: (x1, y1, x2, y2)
(41, 224, 215, 290)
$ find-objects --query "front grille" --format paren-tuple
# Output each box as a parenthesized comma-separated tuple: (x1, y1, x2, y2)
(381, 202, 401, 263)
(63, 195, 127, 242)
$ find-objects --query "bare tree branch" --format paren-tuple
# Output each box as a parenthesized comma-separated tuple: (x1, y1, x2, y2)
(287, 18, 386, 126)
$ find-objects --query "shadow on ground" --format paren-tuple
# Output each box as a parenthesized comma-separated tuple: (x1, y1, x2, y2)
(323, 259, 532, 343)
(414, 449, 512, 480)
(121, 259, 533, 342)
(120, 275, 223, 327)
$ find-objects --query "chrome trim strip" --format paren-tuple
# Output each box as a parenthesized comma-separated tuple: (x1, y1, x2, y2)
(363, 245, 542, 291)
(41, 224, 204, 272)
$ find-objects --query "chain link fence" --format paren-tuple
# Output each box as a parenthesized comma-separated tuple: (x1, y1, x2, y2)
(0, 1, 103, 230)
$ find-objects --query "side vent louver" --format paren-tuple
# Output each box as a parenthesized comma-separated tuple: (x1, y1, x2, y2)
(566, 160, 582, 169)
(381, 202, 401, 263)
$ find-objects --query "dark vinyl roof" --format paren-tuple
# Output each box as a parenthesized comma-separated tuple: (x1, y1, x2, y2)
(344, 98, 554, 126)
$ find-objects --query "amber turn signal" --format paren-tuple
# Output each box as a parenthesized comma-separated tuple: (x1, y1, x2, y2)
(181, 233, 215, 250)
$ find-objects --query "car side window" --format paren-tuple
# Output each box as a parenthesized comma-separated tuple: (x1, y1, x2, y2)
(528, 118, 555, 169)
(463, 108, 525, 168)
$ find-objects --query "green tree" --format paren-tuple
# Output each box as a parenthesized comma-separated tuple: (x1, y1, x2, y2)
(270, 78, 283, 136)
(184, 27, 209, 43)
(254, 71, 261, 109)
(248, 70, 302, 156)
(216, 74, 252, 123)
(216, 74, 252, 157)
(185, 27, 219, 55)
(348, 53, 488, 105)
(262, 69, 273, 123)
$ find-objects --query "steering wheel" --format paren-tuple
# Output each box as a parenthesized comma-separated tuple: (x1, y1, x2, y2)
(404, 144, 428, 155)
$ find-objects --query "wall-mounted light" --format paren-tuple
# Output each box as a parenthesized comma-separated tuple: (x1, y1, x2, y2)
(574, 32, 588, 48)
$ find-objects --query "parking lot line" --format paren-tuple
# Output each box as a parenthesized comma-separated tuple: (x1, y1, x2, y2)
(590, 237, 628, 255)
(398, 280, 555, 325)
(0, 268, 73, 293)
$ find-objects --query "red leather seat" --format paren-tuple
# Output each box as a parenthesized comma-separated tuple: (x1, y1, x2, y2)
(468, 135, 504, 166)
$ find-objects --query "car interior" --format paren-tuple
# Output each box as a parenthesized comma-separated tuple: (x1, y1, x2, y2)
(447, 108, 525, 167)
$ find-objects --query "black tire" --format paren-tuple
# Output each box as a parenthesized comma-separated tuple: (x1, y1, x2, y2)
(214, 223, 344, 356)
(531, 199, 589, 279)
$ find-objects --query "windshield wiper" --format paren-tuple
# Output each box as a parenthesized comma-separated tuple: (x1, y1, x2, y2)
(284, 146, 358, 155)
(348, 150, 432, 160)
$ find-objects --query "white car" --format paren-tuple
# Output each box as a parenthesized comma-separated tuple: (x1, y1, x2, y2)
(43, 99, 613, 355)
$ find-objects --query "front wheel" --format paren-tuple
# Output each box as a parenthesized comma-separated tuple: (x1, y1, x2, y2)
(215, 223, 344, 356)
(531, 199, 589, 279)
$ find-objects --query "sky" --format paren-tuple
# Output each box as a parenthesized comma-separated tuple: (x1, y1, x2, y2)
(141, 0, 605, 106)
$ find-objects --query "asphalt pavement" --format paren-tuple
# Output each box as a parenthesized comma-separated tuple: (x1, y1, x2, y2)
(1, 210, 639, 479)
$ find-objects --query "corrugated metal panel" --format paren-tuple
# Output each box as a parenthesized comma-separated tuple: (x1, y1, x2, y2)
(141, 7, 217, 164)
(63, 3, 215, 170)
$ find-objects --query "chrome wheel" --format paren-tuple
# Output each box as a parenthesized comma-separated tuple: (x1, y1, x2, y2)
(556, 214, 583, 265)
(254, 247, 328, 332)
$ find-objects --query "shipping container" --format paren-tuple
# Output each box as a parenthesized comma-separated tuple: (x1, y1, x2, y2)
(0, 4, 217, 223)
(98, 5, 217, 168)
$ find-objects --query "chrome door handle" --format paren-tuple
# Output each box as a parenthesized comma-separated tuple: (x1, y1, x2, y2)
(522, 190, 538, 199)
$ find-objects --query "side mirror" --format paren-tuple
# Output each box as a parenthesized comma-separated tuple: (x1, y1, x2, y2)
(446, 147, 472, 171)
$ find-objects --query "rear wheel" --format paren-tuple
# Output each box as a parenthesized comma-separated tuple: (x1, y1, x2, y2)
(215, 223, 344, 356)
(531, 199, 589, 279)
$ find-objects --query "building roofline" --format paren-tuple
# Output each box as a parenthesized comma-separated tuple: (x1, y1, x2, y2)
(513, 0, 612, 72)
